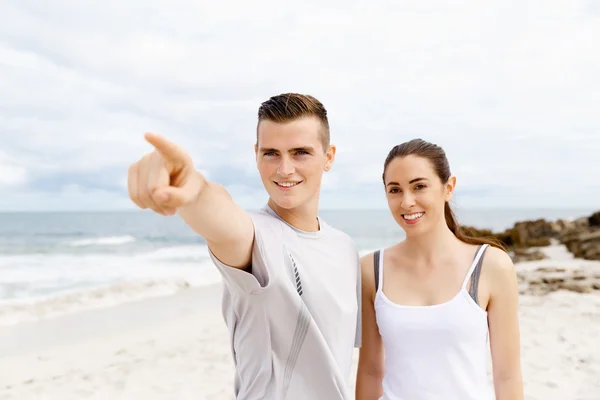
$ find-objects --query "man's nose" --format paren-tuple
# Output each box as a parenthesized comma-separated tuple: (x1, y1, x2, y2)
(277, 156, 295, 176)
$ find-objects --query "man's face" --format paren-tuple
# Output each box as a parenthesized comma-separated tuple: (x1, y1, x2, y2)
(255, 116, 335, 212)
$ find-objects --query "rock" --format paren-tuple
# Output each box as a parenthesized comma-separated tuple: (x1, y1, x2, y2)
(487, 220, 556, 249)
(562, 231, 600, 261)
(510, 248, 547, 263)
(526, 237, 552, 247)
(460, 225, 551, 251)
(536, 267, 566, 273)
(542, 274, 566, 284)
(560, 282, 594, 294)
(555, 217, 590, 235)
(517, 266, 600, 295)
(589, 211, 600, 227)
(460, 210, 600, 261)
(511, 219, 558, 247)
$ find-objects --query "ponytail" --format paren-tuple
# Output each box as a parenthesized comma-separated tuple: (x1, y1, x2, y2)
(444, 202, 506, 251)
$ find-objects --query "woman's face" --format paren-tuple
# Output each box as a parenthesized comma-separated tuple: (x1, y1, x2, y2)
(384, 155, 455, 236)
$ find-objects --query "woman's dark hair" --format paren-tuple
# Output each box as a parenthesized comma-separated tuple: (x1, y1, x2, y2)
(383, 139, 506, 251)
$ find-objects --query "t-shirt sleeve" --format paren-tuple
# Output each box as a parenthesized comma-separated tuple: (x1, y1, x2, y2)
(208, 213, 279, 295)
(354, 251, 362, 348)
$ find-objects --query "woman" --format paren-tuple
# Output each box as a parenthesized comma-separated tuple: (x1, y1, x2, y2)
(356, 139, 524, 400)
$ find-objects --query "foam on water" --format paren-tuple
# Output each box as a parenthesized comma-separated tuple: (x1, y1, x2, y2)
(0, 243, 223, 325)
(66, 235, 137, 247)
(0, 243, 379, 326)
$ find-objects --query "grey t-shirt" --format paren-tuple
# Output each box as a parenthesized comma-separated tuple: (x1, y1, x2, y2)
(208, 205, 361, 399)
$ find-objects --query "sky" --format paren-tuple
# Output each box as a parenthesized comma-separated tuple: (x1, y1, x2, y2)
(1, 0, 599, 211)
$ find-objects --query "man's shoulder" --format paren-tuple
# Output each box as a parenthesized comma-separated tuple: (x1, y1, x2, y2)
(321, 220, 354, 243)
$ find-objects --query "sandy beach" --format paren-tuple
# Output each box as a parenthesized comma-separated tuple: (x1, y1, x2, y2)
(1, 248, 599, 400)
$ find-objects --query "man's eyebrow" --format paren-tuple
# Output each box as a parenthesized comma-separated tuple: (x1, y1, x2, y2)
(291, 146, 315, 153)
(258, 147, 315, 153)
(258, 147, 278, 153)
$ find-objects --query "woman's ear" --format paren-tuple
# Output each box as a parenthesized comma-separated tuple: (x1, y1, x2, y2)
(445, 175, 457, 201)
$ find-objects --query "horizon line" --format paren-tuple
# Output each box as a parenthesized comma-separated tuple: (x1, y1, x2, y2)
(0, 206, 596, 214)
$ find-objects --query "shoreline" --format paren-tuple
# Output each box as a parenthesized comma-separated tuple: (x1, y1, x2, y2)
(2, 243, 598, 328)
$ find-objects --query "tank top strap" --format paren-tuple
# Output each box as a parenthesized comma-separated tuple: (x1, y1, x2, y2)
(461, 244, 489, 290)
(373, 249, 384, 292)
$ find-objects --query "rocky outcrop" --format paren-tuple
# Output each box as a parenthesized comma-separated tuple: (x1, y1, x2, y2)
(461, 210, 600, 261)
(459, 224, 552, 262)
(518, 266, 600, 295)
(588, 211, 600, 227)
(461, 211, 600, 295)
(512, 248, 547, 262)
(561, 231, 600, 261)
(556, 213, 600, 260)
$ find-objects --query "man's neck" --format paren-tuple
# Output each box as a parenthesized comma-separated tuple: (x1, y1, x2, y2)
(267, 199, 320, 232)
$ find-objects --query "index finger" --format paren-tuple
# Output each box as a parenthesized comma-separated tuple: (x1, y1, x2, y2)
(144, 132, 189, 162)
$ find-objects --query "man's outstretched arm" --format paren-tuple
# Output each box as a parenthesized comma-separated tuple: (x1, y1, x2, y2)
(128, 133, 254, 269)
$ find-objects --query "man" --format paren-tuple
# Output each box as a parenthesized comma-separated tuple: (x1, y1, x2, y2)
(128, 93, 361, 399)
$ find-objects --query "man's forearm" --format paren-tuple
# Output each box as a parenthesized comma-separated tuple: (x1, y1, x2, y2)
(177, 179, 255, 269)
(177, 180, 251, 244)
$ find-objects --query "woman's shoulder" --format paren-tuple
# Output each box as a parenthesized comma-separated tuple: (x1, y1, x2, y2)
(481, 244, 514, 271)
(360, 243, 408, 271)
(359, 251, 377, 278)
(359, 244, 401, 290)
(480, 245, 517, 293)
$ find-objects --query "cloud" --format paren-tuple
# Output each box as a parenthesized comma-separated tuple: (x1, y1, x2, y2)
(0, 0, 599, 211)
(0, 151, 28, 187)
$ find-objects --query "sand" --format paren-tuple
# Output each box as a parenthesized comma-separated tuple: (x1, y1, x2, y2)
(1, 258, 599, 399)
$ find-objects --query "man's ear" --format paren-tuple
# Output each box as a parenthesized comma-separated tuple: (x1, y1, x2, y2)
(324, 144, 336, 171)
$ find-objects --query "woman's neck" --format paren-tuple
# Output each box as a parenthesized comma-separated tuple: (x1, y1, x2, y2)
(403, 221, 461, 261)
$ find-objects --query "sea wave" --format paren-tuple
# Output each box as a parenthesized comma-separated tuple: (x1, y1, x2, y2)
(142, 245, 210, 261)
(66, 235, 137, 247)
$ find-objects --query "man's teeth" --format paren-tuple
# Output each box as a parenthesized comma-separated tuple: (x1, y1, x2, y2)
(404, 212, 424, 220)
(277, 181, 300, 187)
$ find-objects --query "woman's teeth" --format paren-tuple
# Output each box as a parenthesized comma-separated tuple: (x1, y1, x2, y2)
(403, 212, 424, 220)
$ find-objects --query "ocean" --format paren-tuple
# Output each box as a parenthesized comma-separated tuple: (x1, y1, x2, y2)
(0, 208, 593, 326)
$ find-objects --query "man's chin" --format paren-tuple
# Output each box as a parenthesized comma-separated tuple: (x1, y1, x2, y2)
(268, 193, 305, 210)
(270, 198, 298, 210)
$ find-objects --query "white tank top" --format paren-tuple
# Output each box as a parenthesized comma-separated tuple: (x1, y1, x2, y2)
(374, 244, 493, 400)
